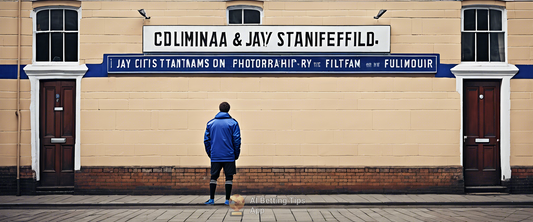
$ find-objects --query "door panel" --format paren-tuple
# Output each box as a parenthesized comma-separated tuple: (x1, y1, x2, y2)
(483, 146, 495, 170)
(465, 87, 479, 138)
(39, 80, 76, 187)
(43, 145, 55, 172)
(62, 146, 74, 171)
(484, 88, 497, 137)
(464, 145, 478, 170)
(463, 80, 501, 186)
(62, 86, 75, 137)
(44, 87, 56, 137)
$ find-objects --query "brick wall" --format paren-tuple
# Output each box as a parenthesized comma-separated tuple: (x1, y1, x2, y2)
(74, 166, 465, 195)
(2, 166, 532, 194)
(0, 166, 35, 195)
(511, 166, 533, 194)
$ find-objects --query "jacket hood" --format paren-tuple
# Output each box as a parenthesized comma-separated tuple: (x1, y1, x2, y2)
(215, 112, 231, 119)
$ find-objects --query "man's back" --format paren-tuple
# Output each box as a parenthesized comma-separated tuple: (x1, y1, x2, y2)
(204, 112, 241, 162)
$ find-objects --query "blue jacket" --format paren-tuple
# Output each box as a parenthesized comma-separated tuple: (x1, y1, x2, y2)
(204, 112, 241, 162)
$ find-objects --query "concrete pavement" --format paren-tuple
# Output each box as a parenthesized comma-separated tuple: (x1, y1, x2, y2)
(2, 207, 533, 222)
(1, 194, 533, 207)
(1, 194, 533, 221)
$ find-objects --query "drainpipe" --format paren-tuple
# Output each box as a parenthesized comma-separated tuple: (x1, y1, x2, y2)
(16, 0, 22, 196)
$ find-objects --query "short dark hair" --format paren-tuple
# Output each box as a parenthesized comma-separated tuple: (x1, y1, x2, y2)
(219, 102, 230, 112)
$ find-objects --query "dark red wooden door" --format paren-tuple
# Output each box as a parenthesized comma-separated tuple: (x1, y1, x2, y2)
(463, 80, 501, 186)
(39, 80, 75, 187)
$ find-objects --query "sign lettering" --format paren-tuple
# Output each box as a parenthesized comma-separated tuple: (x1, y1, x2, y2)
(143, 26, 391, 53)
(107, 54, 438, 74)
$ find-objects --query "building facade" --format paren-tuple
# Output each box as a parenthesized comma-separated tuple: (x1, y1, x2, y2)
(0, 0, 532, 195)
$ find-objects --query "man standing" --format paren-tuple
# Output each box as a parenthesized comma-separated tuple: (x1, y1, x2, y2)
(204, 102, 241, 205)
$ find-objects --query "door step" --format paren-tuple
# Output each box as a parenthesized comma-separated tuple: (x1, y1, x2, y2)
(465, 186, 509, 194)
(36, 186, 74, 195)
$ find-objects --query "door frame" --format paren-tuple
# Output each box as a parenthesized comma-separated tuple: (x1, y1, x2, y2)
(451, 63, 517, 182)
(24, 64, 87, 181)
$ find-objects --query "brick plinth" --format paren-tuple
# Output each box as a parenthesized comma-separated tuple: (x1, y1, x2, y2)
(74, 166, 465, 195)
(511, 166, 533, 194)
(0, 166, 35, 195)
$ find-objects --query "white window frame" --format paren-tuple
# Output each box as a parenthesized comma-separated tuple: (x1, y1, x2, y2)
(31, 6, 81, 65)
(461, 6, 507, 64)
(227, 5, 263, 25)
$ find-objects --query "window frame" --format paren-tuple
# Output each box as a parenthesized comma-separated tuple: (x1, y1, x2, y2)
(461, 6, 507, 63)
(32, 6, 81, 64)
(227, 5, 263, 25)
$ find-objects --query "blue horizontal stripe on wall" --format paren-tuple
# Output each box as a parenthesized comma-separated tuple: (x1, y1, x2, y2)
(1, 63, 533, 79)
(435, 64, 455, 78)
(514, 65, 533, 79)
(85, 63, 107, 78)
(0, 65, 28, 79)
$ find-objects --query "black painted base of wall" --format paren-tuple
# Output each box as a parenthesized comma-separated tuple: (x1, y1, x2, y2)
(0, 167, 35, 195)
(511, 166, 533, 194)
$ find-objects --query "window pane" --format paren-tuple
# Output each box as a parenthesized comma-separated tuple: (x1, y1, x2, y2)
(65, 10, 78, 31)
(244, 9, 260, 24)
(37, 10, 49, 31)
(477, 33, 489, 61)
(461, 32, 475, 61)
(36, 33, 49, 61)
(229, 9, 242, 24)
(464, 9, 475, 31)
(51, 10, 63, 31)
(65, 33, 78, 61)
(490, 9, 502, 31)
(477, 9, 488, 31)
(490, 33, 505, 62)
(51, 33, 63, 62)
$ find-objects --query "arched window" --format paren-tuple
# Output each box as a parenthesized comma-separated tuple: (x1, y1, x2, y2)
(34, 7, 79, 62)
(227, 5, 262, 25)
(461, 7, 505, 62)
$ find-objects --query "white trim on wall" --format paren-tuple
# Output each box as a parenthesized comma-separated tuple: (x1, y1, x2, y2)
(451, 62, 518, 182)
(24, 64, 87, 181)
(27, 5, 86, 181)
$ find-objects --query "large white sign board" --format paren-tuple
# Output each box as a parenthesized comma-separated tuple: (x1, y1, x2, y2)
(143, 26, 390, 53)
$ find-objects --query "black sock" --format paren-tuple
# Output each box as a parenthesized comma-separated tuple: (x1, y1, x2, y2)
(225, 182, 232, 200)
(210, 180, 217, 200)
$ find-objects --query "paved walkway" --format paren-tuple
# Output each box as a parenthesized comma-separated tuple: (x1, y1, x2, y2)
(1, 194, 533, 221)
(1, 194, 533, 207)
(2, 207, 533, 222)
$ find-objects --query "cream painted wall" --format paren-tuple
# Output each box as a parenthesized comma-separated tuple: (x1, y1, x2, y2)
(3, 1, 533, 65)
(0, 79, 31, 166)
(0, 0, 531, 169)
(80, 77, 461, 167)
(0, 2, 32, 65)
(78, 1, 462, 64)
(508, 2, 533, 65)
(510, 79, 533, 166)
